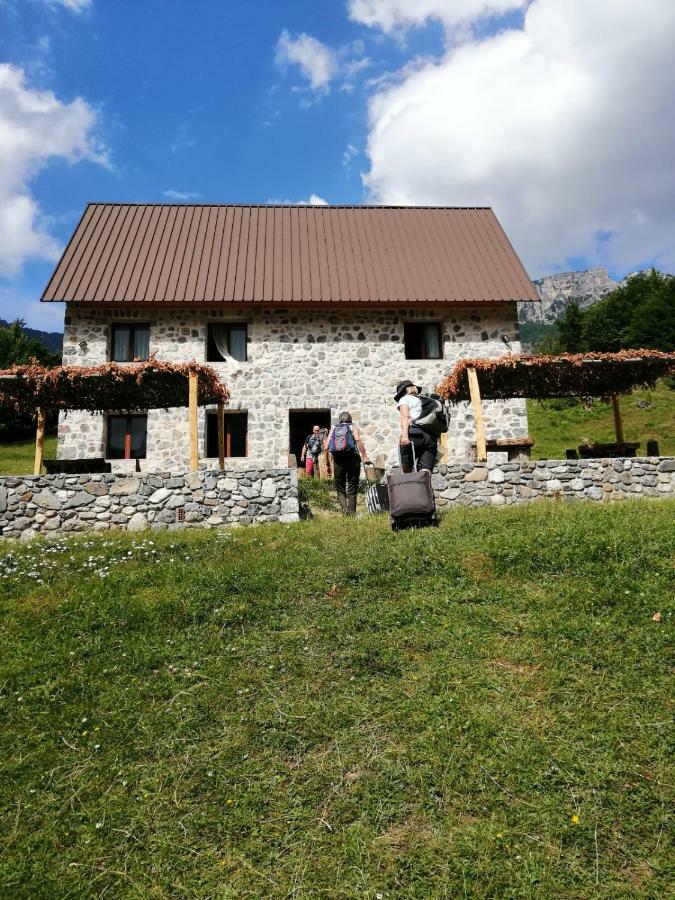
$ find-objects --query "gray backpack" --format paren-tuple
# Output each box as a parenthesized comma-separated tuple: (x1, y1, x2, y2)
(415, 394, 450, 436)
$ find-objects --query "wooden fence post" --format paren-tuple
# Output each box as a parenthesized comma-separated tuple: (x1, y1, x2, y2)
(188, 371, 199, 472)
(467, 366, 487, 462)
(611, 394, 624, 444)
(217, 402, 225, 470)
(439, 431, 448, 464)
(34, 407, 46, 476)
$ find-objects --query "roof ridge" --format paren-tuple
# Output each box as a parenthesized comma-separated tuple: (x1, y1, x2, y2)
(83, 202, 494, 211)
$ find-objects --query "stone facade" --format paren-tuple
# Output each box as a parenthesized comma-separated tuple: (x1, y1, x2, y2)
(58, 304, 526, 471)
(432, 457, 675, 508)
(0, 468, 299, 540)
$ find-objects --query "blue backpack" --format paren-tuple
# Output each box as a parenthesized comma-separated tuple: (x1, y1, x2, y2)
(329, 423, 357, 456)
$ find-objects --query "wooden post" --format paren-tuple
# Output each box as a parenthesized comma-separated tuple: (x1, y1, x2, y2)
(188, 371, 199, 472)
(34, 407, 46, 476)
(439, 431, 449, 464)
(217, 402, 225, 470)
(467, 366, 487, 462)
(611, 394, 624, 444)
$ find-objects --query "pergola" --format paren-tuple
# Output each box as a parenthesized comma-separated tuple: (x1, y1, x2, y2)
(436, 349, 675, 461)
(0, 360, 230, 474)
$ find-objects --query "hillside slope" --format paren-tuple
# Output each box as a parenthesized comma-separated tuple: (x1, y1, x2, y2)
(1, 503, 672, 897)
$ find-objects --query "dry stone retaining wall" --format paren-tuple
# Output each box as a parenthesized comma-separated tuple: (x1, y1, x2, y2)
(432, 457, 675, 508)
(0, 469, 299, 540)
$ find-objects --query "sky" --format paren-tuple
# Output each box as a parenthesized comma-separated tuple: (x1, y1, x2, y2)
(1, 0, 674, 330)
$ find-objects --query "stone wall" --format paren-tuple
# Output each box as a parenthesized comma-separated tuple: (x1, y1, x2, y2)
(432, 457, 675, 508)
(0, 469, 299, 540)
(59, 305, 527, 470)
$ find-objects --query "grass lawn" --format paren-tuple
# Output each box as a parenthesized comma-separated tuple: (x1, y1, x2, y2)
(1, 502, 673, 897)
(527, 380, 675, 459)
(0, 434, 58, 476)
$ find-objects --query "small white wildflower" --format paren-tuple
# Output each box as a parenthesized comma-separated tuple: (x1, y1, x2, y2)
(95, 822, 103, 829)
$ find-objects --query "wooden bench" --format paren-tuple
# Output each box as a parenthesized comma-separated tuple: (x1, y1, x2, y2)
(472, 437, 535, 461)
(43, 458, 111, 474)
(578, 441, 640, 459)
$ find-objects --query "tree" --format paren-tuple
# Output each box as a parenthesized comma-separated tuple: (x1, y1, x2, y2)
(555, 301, 585, 353)
(0, 320, 60, 439)
(0, 320, 60, 368)
(582, 270, 674, 353)
(536, 269, 675, 356)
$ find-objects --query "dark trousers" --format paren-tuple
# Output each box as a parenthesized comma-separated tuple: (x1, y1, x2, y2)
(400, 426, 438, 472)
(332, 453, 361, 515)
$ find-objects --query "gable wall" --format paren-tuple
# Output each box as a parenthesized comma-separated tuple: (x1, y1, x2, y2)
(58, 304, 528, 470)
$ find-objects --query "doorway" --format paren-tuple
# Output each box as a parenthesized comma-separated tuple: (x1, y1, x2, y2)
(288, 409, 332, 468)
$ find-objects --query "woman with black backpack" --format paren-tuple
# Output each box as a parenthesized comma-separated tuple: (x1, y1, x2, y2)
(325, 412, 371, 516)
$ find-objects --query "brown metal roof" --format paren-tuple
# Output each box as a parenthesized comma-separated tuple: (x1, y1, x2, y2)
(41, 204, 539, 305)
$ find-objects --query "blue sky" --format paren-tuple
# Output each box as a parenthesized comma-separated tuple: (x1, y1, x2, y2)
(1, 0, 674, 329)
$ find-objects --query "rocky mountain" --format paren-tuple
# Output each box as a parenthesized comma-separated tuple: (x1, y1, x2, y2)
(520, 267, 618, 325)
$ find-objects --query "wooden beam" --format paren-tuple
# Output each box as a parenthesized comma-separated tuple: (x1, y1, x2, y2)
(467, 366, 487, 462)
(34, 407, 46, 476)
(188, 371, 199, 472)
(439, 431, 448, 464)
(217, 402, 225, 470)
(611, 394, 624, 444)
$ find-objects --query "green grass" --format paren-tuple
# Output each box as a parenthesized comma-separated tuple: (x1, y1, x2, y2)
(0, 434, 58, 476)
(527, 380, 675, 459)
(1, 502, 673, 897)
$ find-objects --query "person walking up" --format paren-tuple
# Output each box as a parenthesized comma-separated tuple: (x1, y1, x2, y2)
(300, 425, 323, 477)
(395, 380, 438, 474)
(325, 412, 370, 515)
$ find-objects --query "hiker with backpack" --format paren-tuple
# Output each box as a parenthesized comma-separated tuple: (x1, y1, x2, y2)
(325, 412, 371, 516)
(395, 380, 448, 474)
(300, 425, 324, 477)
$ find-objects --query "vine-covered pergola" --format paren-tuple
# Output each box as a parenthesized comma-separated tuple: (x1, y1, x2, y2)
(0, 360, 230, 474)
(437, 350, 675, 461)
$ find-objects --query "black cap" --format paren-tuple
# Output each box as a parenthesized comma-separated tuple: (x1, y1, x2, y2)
(394, 380, 422, 402)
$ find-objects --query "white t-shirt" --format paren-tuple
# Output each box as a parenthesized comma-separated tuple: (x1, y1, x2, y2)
(398, 394, 422, 423)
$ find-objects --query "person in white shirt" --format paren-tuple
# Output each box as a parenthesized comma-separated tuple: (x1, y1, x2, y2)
(395, 380, 438, 474)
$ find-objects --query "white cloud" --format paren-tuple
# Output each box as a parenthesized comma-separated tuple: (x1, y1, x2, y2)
(348, 0, 525, 33)
(342, 143, 359, 171)
(274, 30, 337, 93)
(0, 64, 108, 278)
(267, 194, 329, 206)
(45, 0, 92, 12)
(363, 0, 675, 275)
(163, 189, 201, 202)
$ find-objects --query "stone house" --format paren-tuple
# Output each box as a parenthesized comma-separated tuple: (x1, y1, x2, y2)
(42, 204, 539, 470)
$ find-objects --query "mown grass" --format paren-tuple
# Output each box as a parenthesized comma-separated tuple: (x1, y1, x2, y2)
(1, 501, 673, 897)
(0, 434, 58, 476)
(527, 380, 675, 459)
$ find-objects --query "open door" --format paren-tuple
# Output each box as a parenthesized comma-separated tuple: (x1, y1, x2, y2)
(288, 409, 331, 469)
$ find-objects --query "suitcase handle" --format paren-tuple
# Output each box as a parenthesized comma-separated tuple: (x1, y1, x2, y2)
(398, 440, 417, 471)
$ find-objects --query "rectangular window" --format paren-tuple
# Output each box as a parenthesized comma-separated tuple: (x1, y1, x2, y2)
(107, 415, 147, 459)
(207, 323, 248, 362)
(206, 411, 248, 458)
(403, 322, 442, 360)
(111, 324, 150, 362)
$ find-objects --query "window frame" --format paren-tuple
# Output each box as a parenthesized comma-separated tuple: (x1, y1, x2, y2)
(206, 322, 248, 363)
(110, 323, 150, 362)
(206, 410, 248, 458)
(106, 414, 148, 460)
(403, 321, 443, 360)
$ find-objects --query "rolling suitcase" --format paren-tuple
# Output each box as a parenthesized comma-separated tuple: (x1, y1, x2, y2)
(387, 445, 437, 531)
